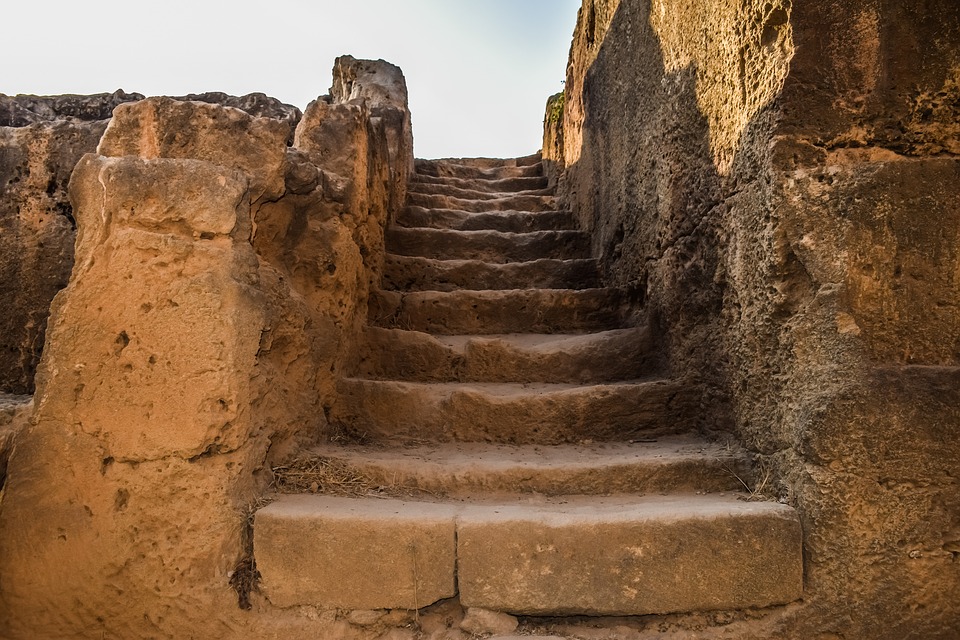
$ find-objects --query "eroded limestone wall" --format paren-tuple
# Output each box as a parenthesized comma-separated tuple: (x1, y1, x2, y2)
(0, 58, 413, 639)
(549, 1, 960, 637)
(0, 91, 303, 395)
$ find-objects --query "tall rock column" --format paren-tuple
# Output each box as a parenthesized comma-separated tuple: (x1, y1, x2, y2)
(0, 99, 302, 638)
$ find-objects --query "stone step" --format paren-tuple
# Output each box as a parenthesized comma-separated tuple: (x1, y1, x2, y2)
(415, 154, 543, 180)
(397, 206, 577, 232)
(456, 495, 803, 616)
(407, 180, 553, 201)
(416, 160, 544, 181)
(254, 494, 803, 615)
(369, 288, 627, 334)
(407, 191, 557, 213)
(382, 255, 600, 292)
(330, 378, 692, 444)
(385, 228, 591, 263)
(411, 173, 549, 194)
(443, 153, 542, 168)
(293, 437, 752, 497)
(355, 326, 659, 383)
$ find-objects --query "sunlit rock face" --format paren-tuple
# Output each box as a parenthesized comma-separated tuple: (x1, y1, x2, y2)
(547, 1, 960, 638)
(0, 59, 413, 639)
(0, 91, 303, 396)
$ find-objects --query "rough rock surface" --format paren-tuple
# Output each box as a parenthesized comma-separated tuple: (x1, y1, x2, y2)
(0, 59, 414, 639)
(172, 91, 302, 138)
(458, 607, 519, 635)
(0, 120, 107, 393)
(0, 90, 143, 126)
(0, 90, 305, 395)
(98, 96, 290, 203)
(332, 55, 414, 213)
(548, 1, 960, 637)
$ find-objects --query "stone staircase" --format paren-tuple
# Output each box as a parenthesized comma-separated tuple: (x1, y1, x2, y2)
(253, 154, 802, 621)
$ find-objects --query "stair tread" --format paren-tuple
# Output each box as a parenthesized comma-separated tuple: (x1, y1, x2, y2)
(430, 328, 643, 350)
(260, 491, 793, 520)
(340, 377, 666, 394)
(301, 436, 748, 493)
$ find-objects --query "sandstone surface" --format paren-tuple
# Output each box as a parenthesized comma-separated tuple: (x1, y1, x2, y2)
(0, 59, 415, 639)
(546, 0, 960, 637)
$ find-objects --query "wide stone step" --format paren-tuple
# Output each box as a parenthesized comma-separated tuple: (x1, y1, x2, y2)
(397, 206, 577, 232)
(407, 181, 552, 201)
(369, 288, 626, 334)
(330, 378, 692, 444)
(407, 191, 557, 213)
(385, 228, 590, 263)
(382, 256, 600, 292)
(457, 495, 803, 616)
(255, 495, 456, 610)
(254, 494, 803, 615)
(355, 326, 659, 383)
(291, 437, 752, 497)
(411, 173, 549, 194)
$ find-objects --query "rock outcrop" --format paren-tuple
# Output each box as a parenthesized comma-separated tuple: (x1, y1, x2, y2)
(546, 1, 960, 638)
(0, 58, 413, 639)
(0, 90, 304, 395)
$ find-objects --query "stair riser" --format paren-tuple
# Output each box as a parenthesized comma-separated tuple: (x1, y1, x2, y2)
(382, 256, 600, 292)
(412, 173, 549, 194)
(458, 505, 804, 616)
(386, 228, 590, 263)
(369, 289, 625, 334)
(407, 192, 556, 213)
(331, 379, 692, 444)
(398, 207, 577, 232)
(255, 497, 456, 610)
(356, 327, 659, 384)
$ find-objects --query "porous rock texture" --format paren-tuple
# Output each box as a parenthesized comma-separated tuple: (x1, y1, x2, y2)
(546, 0, 960, 638)
(0, 57, 413, 639)
(0, 120, 106, 394)
(0, 90, 302, 395)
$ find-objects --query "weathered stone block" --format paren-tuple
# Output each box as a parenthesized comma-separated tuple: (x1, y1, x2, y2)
(457, 496, 803, 616)
(51, 154, 264, 461)
(255, 495, 457, 610)
(98, 96, 289, 202)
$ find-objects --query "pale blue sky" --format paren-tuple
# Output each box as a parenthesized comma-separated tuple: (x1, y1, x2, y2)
(3, 0, 581, 158)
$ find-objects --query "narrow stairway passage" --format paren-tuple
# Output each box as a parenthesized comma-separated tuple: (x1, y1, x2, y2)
(253, 152, 803, 618)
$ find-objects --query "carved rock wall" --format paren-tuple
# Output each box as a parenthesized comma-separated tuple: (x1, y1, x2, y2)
(548, 1, 960, 637)
(0, 59, 412, 639)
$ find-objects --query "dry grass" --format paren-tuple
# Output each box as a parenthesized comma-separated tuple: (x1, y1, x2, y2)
(272, 456, 381, 497)
(724, 458, 775, 502)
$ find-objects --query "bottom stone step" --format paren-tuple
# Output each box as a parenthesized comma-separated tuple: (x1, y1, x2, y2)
(254, 494, 803, 616)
